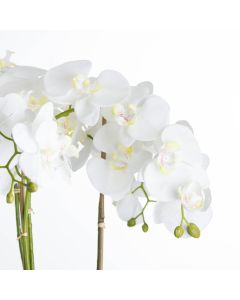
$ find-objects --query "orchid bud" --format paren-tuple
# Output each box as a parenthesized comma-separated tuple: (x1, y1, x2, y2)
(27, 182, 38, 193)
(6, 192, 14, 204)
(187, 223, 200, 238)
(127, 218, 136, 227)
(174, 226, 184, 238)
(142, 223, 149, 232)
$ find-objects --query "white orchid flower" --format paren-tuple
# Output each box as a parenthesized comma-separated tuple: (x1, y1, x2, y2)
(87, 157, 134, 197)
(0, 65, 47, 112)
(149, 123, 204, 176)
(154, 195, 212, 238)
(44, 61, 129, 126)
(94, 122, 152, 172)
(12, 103, 78, 186)
(144, 156, 212, 237)
(0, 93, 28, 135)
(56, 113, 101, 171)
(87, 122, 151, 197)
(87, 123, 151, 196)
(103, 82, 170, 142)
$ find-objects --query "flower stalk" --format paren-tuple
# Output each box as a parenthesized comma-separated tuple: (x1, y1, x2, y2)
(97, 118, 106, 270)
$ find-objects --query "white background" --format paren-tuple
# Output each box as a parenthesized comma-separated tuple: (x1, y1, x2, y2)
(1, 0, 240, 298)
(0, 30, 239, 270)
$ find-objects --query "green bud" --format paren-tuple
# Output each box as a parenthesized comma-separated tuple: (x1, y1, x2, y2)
(187, 223, 200, 238)
(27, 182, 38, 193)
(6, 192, 14, 204)
(142, 223, 149, 232)
(174, 226, 184, 238)
(127, 218, 136, 227)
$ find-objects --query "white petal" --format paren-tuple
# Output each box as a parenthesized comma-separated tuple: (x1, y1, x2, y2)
(44, 60, 92, 96)
(0, 169, 12, 196)
(176, 120, 194, 133)
(0, 138, 15, 166)
(144, 161, 209, 201)
(201, 153, 210, 169)
(154, 200, 212, 236)
(141, 96, 170, 130)
(137, 81, 153, 95)
(0, 93, 27, 125)
(128, 149, 152, 173)
(91, 70, 129, 106)
(35, 121, 58, 150)
(154, 200, 181, 224)
(74, 98, 100, 126)
(86, 157, 133, 196)
(0, 66, 45, 96)
(32, 102, 54, 133)
(93, 122, 122, 154)
(12, 123, 38, 153)
(161, 124, 202, 166)
(161, 123, 195, 144)
(203, 188, 212, 211)
(70, 140, 92, 171)
(8, 66, 45, 80)
(117, 194, 139, 221)
(19, 152, 41, 183)
(128, 96, 170, 141)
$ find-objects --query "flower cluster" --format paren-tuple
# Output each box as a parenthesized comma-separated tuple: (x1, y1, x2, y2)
(0, 51, 212, 238)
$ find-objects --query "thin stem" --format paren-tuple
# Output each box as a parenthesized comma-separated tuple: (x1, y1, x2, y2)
(14, 186, 24, 268)
(0, 131, 14, 141)
(28, 193, 35, 270)
(22, 188, 31, 270)
(180, 204, 189, 226)
(55, 108, 74, 120)
(131, 183, 155, 222)
(97, 193, 105, 270)
(97, 117, 106, 270)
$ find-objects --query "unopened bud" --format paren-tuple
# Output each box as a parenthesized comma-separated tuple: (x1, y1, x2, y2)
(187, 223, 200, 238)
(142, 223, 149, 232)
(174, 226, 184, 238)
(27, 182, 38, 193)
(6, 192, 14, 204)
(127, 218, 136, 227)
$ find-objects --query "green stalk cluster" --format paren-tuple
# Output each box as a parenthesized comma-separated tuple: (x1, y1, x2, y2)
(128, 183, 156, 233)
(0, 130, 35, 269)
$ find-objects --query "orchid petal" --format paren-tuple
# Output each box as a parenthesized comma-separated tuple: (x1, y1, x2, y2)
(91, 70, 129, 106)
(44, 60, 92, 97)
(12, 123, 37, 153)
(74, 98, 100, 126)
(86, 157, 133, 196)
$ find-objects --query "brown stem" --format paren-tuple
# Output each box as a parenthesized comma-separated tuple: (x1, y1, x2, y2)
(97, 118, 106, 270)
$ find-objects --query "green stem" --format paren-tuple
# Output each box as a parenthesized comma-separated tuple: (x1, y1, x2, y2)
(0, 131, 14, 141)
(14, 187, 24, 268)
(22, 188, 31, 270)
(55, 108, 74, 120)
(28, 193, 35, 269)
(180, 205, 189, 226)
(131, 183, 156, 221)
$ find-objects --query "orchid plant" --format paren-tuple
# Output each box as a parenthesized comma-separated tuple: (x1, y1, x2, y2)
(0, 51, 212, 270)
